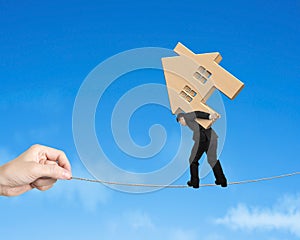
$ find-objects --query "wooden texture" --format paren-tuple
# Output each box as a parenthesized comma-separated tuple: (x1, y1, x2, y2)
(162, 42, 244, 128)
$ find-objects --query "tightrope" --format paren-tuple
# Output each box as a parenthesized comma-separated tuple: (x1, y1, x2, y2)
(71, 171, 300, 188)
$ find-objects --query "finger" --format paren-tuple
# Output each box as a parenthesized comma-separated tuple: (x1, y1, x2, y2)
(31, 162, 72, 180)
(34, 145, 72, 172)
(34, 184, 54, 192)
(31, 178, 57, 187)
(30, 161, 59, 187)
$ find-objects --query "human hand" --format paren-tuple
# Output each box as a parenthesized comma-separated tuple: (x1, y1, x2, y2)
(0, 144, 72, 197)
(209, 113, 219, 121)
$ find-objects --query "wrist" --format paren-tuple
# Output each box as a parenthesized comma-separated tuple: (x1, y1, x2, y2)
(0, 166, 4, 196)
(0, 164, 9, 196)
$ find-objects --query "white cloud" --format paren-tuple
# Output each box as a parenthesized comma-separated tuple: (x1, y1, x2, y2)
(126, 211, 155, 230)
(46, 157, 111, 211)
(105, 210, 156, 240)
(104, 210, 200, 240)
(168, 228, 198, 240)
(215, 193, 300, 237)
(53, 176, 110, 211)
(202, 233, 226, 240)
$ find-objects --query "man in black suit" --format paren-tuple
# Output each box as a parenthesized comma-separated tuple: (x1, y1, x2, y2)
(177, 111, 227, 188)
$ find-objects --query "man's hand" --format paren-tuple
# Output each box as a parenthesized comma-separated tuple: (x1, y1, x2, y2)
(0, 144, 72, 197)
(209, 113, 219, 121)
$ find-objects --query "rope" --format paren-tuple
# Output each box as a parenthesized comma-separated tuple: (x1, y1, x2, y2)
(71, 171, 300, 188)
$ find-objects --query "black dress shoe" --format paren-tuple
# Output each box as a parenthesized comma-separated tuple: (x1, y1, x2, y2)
(212, 160, 227, 188)
(215, 179, 227, 188)
(187, 180, 199, 188)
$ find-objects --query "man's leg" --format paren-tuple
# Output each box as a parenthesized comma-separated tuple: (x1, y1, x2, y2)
(188, 141, 206, 188)
(212, 161, 227, 187)
(206, 133, 227, 187)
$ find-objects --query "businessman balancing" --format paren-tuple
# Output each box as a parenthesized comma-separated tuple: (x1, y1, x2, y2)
(176, 111, 226, 188)
(162, 42, 244, 188)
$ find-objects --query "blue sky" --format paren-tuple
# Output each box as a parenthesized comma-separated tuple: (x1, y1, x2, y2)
(0, 0, 300, 239)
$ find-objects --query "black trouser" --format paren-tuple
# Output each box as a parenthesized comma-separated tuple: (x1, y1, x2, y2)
(189, 132, 220, 181)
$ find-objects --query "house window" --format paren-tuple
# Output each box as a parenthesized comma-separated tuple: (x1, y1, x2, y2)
(180, 85, 197, 103)
(180, 91, 188, 98)
(193, 66, 212, 84)
(184, 85, 191, 93)
(190, 90, 197, 97)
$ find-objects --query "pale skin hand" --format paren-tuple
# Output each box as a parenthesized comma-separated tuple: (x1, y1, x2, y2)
(209, 113, 219, 121)
(178, 113, 219, 126)
(0, 144, 72, 197)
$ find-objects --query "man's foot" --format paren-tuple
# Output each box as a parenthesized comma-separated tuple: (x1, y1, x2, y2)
(212, 160, 227, 188)
(187, 179, 199, 188)
(215, 179, 227, 188)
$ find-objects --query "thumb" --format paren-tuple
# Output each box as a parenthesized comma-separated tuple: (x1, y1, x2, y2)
(32, 163, 72, 180)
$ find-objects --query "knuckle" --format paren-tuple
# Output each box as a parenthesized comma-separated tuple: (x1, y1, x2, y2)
(37, 186, 48, 191)
(58, 149, 67, 158)
(29, 144, 41, 152)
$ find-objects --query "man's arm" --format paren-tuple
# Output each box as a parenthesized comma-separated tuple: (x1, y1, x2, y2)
(183, 111, 210, 122)
(194, 111, 210, 119)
